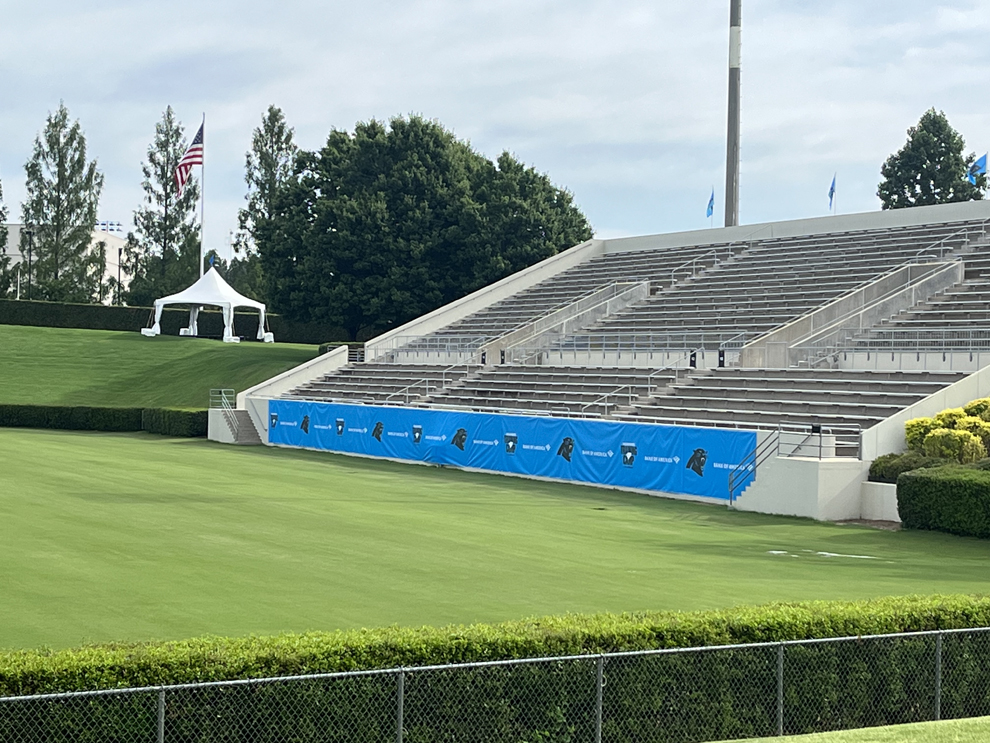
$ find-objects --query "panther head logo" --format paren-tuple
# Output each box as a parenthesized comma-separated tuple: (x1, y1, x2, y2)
(557, 436, 575, 462)
(372, 421, 384, 442)
(301, 415, 311, 434)
(451, 428, 468, 450)
(686, 448, 708, 477)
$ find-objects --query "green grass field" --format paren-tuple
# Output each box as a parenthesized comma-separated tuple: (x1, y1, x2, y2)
(737, 716, 990, 742)
(0, 324, 317, 409)
(3, 427, 990, 651)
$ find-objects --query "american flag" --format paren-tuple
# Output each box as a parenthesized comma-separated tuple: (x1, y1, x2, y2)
(174, 122, 204, 197)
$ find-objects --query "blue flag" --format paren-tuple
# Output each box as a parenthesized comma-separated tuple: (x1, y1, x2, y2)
(968, 154, 987, 185)
(828, 174, 836, 210)
(706, 189, 714, 218)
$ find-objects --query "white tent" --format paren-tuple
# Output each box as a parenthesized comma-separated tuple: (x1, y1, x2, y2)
(140, 267, 274, 343)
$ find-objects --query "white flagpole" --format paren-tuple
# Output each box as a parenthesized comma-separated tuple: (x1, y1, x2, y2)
(200, 113, 206, 277)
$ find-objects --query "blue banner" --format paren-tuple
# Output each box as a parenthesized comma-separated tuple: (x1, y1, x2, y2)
(268, 400, 756, 500)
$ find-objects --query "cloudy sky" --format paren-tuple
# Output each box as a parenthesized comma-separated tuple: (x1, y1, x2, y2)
(1, 0, 988, 256)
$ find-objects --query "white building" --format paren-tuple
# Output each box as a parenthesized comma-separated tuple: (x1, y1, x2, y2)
(2, 223, 129, 302)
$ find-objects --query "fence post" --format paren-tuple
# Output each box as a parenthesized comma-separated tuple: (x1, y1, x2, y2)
(596, 655, 604, 743)
(396, 669, 405, 743)
(776, 643, 784, 737)
(935, 633, 943, 722)
(157, 688, 165, 743)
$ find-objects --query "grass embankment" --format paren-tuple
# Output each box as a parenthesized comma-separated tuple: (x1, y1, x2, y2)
(0, 324, 317, 409)
(738, 716, 990, 742)
(3, 428, 990, 650)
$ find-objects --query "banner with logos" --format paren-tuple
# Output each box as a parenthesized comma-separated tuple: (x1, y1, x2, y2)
(267, 400, 756, 500)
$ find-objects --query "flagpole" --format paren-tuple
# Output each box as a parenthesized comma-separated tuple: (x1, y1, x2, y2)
(200, 112, 206, 277)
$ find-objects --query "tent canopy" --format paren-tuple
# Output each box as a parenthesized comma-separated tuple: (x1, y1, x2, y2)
(141, 267, 273, 343)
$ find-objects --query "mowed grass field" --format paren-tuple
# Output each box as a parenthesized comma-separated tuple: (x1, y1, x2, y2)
(3, 428, 990, 651)
(738, 716, 990, 742)
(0, 324, 318, 408)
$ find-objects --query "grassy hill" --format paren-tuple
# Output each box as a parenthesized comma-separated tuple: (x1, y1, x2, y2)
(5, 427, 990, 650)
(0, 324, 318, 409)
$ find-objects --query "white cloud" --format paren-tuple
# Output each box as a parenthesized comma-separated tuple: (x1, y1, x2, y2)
(1, 0, 988, 254)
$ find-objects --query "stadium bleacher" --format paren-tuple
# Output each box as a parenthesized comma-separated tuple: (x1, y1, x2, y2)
(270, 206, 990, 461)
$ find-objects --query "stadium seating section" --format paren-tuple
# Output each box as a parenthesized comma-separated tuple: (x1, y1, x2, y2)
(282, 210, 990, 455)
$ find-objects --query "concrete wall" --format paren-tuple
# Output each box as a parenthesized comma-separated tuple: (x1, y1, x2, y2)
(861, 482, 900, 522)
(600, 201, 990, 255)
(364, 238, 605, 360)
(734, 452, 870, 521)
(207, 409, 236, 444)
(860, 363, 990, 460)
(836, 351, 990, 373)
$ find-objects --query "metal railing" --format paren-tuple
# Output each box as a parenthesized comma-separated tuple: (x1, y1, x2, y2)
(579, 352, 697, 417)
(4, 627, 990, 743)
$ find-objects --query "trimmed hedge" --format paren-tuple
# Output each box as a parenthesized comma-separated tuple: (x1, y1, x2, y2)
(899, 466, 990, 538)
(0, 404, 205, 437)
(1, 595, 989, 695)
(3, 596, 990, 742)
(868, 451, 942, 484)
(0, 298, 345, 345)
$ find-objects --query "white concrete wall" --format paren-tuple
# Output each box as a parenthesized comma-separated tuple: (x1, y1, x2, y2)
(207, 409, 236, 444)
(860, 363, 990, 460)
(836, 351, 990, 373)
(861, 482, 900, 522)
(733, 453, 870, 521)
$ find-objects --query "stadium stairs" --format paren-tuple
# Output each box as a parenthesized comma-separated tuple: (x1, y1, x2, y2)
(221, 201, 990, 523)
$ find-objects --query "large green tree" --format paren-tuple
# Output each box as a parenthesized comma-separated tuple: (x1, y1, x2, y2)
(123, 107, 201, 307)
(260, 115, 592, 339)
(21, 103, 106, 302)
(878, 109, 986, 209)
(231, 105, 299, 302)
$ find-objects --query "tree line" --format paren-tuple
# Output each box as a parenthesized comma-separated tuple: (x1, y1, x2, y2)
(0, 106, 985, 338)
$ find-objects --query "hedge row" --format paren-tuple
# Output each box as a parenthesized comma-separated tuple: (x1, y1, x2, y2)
(0, 404, 206, 437)
(0, 298, 345, 345)
(3, 596, 990, 741)
(2, 594, 990, 696)
(899, 466, 990, 539)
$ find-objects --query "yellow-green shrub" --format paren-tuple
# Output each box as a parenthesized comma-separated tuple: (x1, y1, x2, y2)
(922, 428, 987, 463)
(905, 417, 938, 452)
(955, 416, 990, 450)
(964, 398, 990, 418)
(934, 408, 968, 430)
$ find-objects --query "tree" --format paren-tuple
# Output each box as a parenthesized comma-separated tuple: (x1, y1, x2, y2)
(20, 103, 105, 302)
(232, 105, 298, 302)
(123, 107, 200, 307)
(0, 175, 11, 297)
(260, 115, 593, 339)
(878, 109, 986, 209)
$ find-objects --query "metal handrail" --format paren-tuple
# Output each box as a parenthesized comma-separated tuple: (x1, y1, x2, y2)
(209, 389, 239, 439)
(728, 430, 778, 503)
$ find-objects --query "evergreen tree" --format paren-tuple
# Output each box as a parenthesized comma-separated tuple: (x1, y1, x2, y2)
(232, 105, 299, 302)
(20, 103, 105, 302)
(0, 175, 11, 297)
(261, 115, 592, 339)
(878, 109, 986, 209)
(123, 107, 200, 307)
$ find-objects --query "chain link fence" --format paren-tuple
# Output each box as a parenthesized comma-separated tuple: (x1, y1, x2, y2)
(3, 628, 990, 742)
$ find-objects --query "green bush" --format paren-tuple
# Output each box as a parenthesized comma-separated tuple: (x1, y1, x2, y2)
(934, 407, 968, 430)
(141, 409, 208, 437)
(922, 428, 987, 463)
(964, 397, 990, 419)
(905, 417, 938, 452)
(868, 451, 943, 484)
(898, 466, 990, 538)
(955, 415, 990, 450)
(2, 596, 990, 742)
(0, 298, 346, 344)
(0, 404, 205, 437)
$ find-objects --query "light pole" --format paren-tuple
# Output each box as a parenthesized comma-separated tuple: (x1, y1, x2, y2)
(23, 227, 34, 301)
(724, 0, 742, 227)
(117, 247, 123, 305)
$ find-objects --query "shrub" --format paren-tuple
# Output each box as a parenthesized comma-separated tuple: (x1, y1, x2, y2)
(141, 409, 208, 437)
(955, 415, 990, 450)
(868, 451, 943, 484)
(964, 397, 990, 419)
(898, 466, 990, 538)
(933, 407, 968, 430)
(905, 417, 938, 452)
(922, 428, 986, 463)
